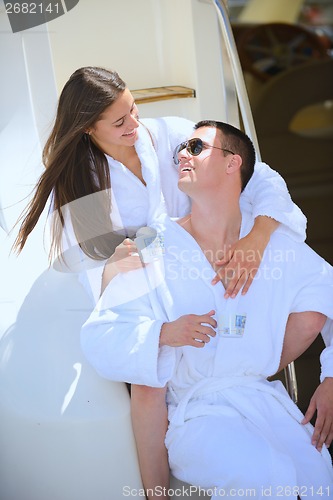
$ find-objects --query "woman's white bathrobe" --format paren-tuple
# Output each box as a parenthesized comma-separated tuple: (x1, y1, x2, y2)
(81, 212, 333, 499)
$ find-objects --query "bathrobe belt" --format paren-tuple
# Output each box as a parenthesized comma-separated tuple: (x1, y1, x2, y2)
(167, 375, 333, 470)
(167, 375, 308, 429)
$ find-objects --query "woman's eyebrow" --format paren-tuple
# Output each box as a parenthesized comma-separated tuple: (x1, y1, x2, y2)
(112, 101, 136, 124)
(112, 115, 126, 124)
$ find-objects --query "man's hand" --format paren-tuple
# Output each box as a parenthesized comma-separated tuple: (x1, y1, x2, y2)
(302, 377, 333, 451)
(160, 310, 217, 348)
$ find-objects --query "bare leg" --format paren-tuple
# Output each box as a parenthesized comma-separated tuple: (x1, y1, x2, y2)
(278, 311, 326, 371)
(131, 385, 170, 500)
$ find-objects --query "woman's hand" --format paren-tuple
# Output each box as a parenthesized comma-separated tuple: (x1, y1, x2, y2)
(211, 216, 279, 298)
(159, 310, 216, 348)
(101, 238, 143, 293)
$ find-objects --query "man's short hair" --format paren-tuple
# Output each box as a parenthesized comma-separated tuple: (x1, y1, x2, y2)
(194, 120, 256, 191)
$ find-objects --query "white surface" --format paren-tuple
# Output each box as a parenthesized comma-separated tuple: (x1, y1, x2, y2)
(0, 1, 232, 497)
(0, 267, 143, 499)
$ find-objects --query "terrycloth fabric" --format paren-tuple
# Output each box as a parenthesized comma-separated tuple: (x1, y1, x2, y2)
(59, 116, 308, 303)
(319, 329, 333, 381)
(81, 212, 333, 498)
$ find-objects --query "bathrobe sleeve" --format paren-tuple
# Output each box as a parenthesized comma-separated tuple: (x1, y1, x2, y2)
(80, 267, 176, 387)
(285, 239, 333, 382)
(319, 320, 333, 382)
(289, 246, 333, 316)
(52, 207, 106, 305)
(240, 161, 307, 242)
(141, 116, 194, 218)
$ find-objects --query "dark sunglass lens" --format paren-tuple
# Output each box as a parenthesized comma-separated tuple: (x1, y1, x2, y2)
(173, 142, 186, 164)
(188, 139, 203, 156)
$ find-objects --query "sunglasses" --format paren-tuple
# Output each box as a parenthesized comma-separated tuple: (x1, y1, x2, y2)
(173, 138, 235, 165)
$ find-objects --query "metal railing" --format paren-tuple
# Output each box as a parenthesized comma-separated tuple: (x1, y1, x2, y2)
(210, 0, 298, 403)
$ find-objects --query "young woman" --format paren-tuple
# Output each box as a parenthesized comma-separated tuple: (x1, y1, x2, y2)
(14, 66, 307, 499)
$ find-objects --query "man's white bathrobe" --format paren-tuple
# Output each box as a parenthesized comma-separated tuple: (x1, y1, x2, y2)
(81, 212, 333, 498)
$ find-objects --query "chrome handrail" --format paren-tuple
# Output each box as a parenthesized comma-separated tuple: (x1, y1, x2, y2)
(284, 361, 299, 403)
(211, 0, 261, 160)
(210, 0, 298, 403)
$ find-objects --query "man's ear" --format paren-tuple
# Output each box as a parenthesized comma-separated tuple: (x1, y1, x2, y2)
(226, 154, 242, 174)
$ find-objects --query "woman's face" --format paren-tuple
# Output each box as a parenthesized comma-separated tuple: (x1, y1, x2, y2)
(88, 88, 139, 154)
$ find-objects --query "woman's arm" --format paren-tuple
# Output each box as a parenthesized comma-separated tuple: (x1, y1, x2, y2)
(101, 238, 142, 293)
(240, 161, 307, 241)
(212, 161, 307, 297)
(212, 215, 278, 298)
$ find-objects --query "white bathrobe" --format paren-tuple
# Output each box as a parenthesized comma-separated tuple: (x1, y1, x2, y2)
(81, 212, 333, 499)
(59, 117, 307, 297)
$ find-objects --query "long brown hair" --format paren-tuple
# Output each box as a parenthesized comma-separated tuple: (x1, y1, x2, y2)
(13, 67, 127, 262)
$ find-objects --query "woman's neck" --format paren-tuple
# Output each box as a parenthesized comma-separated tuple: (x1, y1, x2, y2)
(104, 143, 135, 163)
(106, 145, 146, 186)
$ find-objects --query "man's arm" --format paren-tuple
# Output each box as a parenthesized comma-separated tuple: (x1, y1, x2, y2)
(279, 312, 326, 369)
(279, 311, 333, 450)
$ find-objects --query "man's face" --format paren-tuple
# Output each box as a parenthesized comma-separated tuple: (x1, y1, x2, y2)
(177, 126, 228, 195)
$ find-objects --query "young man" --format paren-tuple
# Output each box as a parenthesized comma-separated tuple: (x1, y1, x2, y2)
(81, 121, 333, 498)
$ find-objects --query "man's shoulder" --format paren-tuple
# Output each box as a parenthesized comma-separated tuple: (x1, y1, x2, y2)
(151, 212, 180, 237)
(270, 230, 311, 254)
(267, 231, 332, 274)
